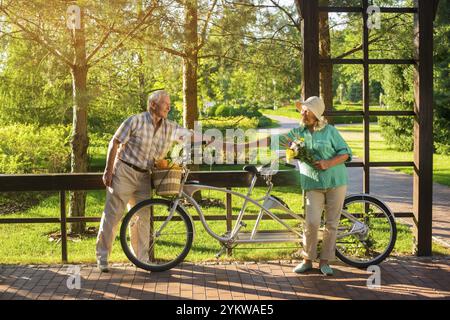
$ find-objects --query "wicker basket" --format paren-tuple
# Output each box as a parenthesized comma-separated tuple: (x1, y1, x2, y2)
(152, 167, 183, 196)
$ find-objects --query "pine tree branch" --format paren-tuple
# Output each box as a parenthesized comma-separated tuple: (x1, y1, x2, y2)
(86, 23, 115, 64)
(88, 4, 158, 67)
(269, 0, 301, 33)
(334, 22, 401, 59)
(197, 0, 218, 51)
(0, 5, 73, 67)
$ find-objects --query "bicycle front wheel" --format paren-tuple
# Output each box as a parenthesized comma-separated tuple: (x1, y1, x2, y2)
(335, 195, 397, 268)
(120, 199, 193, 272)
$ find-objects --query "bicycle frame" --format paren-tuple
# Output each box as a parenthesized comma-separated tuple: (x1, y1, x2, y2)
(122, 155, 397, 271)
(160, 167, 366, 247)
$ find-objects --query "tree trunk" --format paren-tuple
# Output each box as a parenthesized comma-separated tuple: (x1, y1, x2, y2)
(183, 0, 199, 130)
(319, 11, 333, 123)
(137, 53, 147, 112)
(136, 2, 147, 112)
(183, 0, 202, 201)
(69, 8, 89, 234)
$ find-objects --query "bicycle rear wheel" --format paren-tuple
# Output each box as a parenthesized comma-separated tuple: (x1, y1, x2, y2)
(120, 198, 193, 272)
(335, 195, 397, 268)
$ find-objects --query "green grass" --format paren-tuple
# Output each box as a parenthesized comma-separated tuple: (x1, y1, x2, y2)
(261, 103, 382, 124)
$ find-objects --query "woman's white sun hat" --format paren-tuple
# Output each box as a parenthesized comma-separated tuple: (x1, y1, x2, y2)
(295, 96, 325, 121)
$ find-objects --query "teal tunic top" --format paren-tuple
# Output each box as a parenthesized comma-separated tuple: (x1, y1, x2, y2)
(281, 124, 352, 191)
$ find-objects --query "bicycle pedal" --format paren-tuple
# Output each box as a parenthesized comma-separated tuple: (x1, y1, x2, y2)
(215, 246, 226, 259)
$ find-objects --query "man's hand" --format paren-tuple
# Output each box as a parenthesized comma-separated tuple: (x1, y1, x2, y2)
(314, 160, 331, 171)
(103, 138, 120, 188)
(103, 170, 113, 187)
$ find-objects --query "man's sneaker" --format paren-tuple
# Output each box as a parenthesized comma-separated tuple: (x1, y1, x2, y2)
(97, 260, 109, 273)
(320, 264, 334, 276)
(293, 261, 313, 274)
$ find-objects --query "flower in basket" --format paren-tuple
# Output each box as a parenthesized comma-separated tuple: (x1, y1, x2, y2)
(155, 143, 184, 170)
(280, 133, 315, 166)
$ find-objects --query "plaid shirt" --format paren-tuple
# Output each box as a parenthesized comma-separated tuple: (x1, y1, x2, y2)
(113, 112, 189, 170)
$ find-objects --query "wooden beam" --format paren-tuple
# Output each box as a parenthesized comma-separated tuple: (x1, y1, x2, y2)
(320, 59, 416, 65)
(413, 0, 434, 256)
(323, 110, 415, 116)
(363, 0, 370, 195)
(0, 170, 301, 192)
(432, 0, 440, 21)
(299, 0, 320, 98)
(319, 6, 417, 14)
(369, 162, 415, 167)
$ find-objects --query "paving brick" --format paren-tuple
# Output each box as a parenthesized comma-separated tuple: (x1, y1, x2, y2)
(1, 258, 449, 300)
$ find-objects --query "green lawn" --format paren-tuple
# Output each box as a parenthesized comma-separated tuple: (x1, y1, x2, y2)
(261, 103, 382, 124)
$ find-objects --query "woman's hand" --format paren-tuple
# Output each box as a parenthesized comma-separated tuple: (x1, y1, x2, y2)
(313, 154, 349, 170)
(314, 159, 331, 170)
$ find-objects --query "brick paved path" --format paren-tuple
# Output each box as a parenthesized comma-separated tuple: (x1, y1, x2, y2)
(1, 257, 449, 300)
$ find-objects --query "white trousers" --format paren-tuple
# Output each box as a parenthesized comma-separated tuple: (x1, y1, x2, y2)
(96, 160, 151, 263)
(301, 185, 347, 261)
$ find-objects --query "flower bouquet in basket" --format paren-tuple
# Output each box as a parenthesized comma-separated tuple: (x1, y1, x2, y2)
(152, 145, 184, 196)
(280, 133, 315, 166)
(154, 143, 185, 170)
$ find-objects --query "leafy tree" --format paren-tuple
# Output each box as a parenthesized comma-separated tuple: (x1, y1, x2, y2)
(0, 39, 72, 126)
(0, 0, 160, 233)
(433, 0, 450, 154)
(378, 64, 414, 151)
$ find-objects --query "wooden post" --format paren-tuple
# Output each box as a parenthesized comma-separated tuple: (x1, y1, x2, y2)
(60, 191, 68, 263)
(362, 0, 370, 195)
(226, 188, 232, 256)
(413, 0, 434, 256)
(297, 0, 320, 99)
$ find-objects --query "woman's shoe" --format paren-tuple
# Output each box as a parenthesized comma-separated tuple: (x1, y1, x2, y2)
(97, 260, 110, 273)
(320, 264, 334, 276)
(293, 262, 313, 274)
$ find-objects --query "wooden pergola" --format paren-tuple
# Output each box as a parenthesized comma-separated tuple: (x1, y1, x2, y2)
(296, 0, 438, 255)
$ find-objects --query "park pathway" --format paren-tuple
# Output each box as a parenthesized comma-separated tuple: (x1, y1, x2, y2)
(1, 258, 449, 300)
(263, 115, 450, 248)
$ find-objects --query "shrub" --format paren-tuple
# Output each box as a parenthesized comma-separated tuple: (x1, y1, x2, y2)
(0, 124, 71, 173)
(436, 143, 450, 155)
(214, 102, 263, 118)
(214, 104, 233, 117)
(202, 116, 260, 132)
(257, 116, 274, 128)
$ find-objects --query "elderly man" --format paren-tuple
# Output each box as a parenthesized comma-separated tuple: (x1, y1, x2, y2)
(96, 90, 191, 272)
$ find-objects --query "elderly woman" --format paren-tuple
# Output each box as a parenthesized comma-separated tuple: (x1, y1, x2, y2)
(283, 96, 352, 276)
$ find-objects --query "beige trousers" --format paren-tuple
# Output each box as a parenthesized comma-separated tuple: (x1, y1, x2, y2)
(301, 185, 347, 261)
(96, 160, 151, 263)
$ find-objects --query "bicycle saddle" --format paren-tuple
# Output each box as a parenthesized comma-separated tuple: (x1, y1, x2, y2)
(243, 165, 260, 175)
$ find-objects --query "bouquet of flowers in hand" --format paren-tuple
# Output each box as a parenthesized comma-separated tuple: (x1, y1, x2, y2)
(280, 133, 315, 166)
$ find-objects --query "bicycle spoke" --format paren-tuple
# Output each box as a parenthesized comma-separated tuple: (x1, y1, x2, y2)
(121, 199, 193, 272)
(336, 196, 396, 267)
